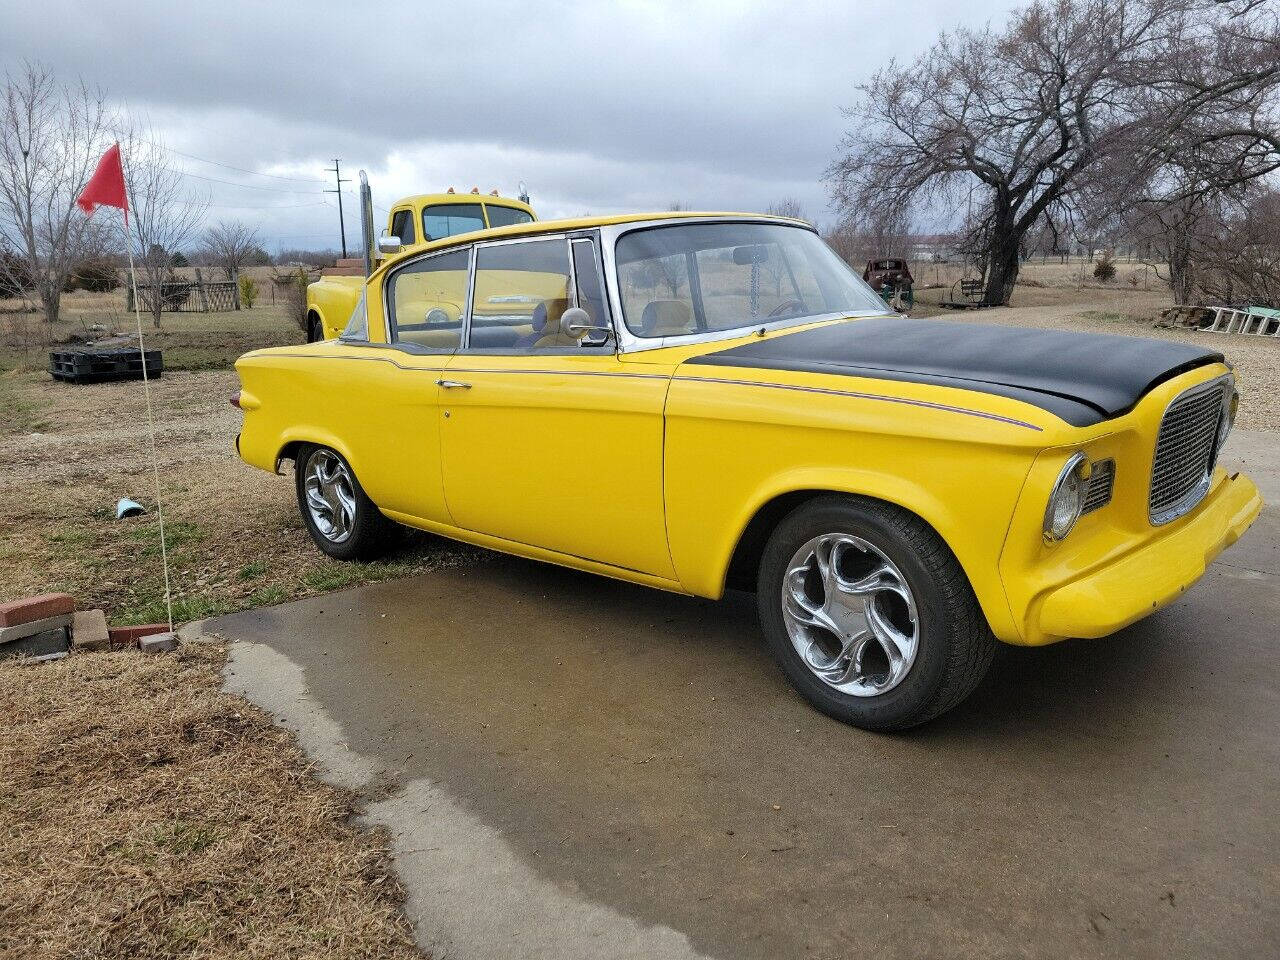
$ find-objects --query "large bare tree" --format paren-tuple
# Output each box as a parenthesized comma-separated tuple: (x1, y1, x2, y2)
(0, 62, 113, 329)
(118, 126, 208, 329)
(200, 219, 262, 279)
(827, 0, 1280, 305)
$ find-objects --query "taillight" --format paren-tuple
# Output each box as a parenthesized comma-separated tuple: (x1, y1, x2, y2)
(230, 392, 242, 409)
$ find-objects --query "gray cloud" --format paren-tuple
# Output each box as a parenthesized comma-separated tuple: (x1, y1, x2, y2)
(2, 0, 1013, 249)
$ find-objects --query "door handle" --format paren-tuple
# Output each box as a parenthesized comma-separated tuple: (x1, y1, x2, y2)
(436, 379, 472, 389)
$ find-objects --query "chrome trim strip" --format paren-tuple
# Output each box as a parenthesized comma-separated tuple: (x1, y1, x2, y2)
(672, 375, 1044, 430)
(255, 352, 1043, 428)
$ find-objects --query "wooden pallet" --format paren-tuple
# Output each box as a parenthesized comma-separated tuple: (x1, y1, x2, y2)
(49, 348, 163, 384)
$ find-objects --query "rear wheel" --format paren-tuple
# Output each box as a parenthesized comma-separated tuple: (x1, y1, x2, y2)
(294, 444, 396, 560)
(756, 496, 995, 731)
(306, 314, 323, 343)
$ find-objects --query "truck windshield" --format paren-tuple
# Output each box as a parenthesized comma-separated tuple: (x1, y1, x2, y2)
(615, 222, 888, 338)
(422, 203, 485, 241)
(485, 205, 534, 229)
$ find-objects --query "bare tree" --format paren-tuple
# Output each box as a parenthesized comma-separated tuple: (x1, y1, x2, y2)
(118, 126, 208, 329)
(766, 198, 807, 221)
(0, 62, 113, 331)
(827, 0, 1280, 306)
(201, 219, 262, 279)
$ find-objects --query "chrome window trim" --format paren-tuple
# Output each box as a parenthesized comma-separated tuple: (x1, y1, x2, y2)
(459, 233, 616, 356)
(381, 216, 887, 356)
(1148, 374, 1232, 527)
(596, 218, 893, 354)
(380, 244, 474, 353)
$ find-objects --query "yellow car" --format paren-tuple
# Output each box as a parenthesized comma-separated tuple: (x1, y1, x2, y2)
(234, 213, 1262, 730)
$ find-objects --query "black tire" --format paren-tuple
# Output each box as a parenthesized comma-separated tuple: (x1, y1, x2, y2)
(293, 444, 397, 561)
(306, 315, 322, 343)
(756, 495, 995, 732)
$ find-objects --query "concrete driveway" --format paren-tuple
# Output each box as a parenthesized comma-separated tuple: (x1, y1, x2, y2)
(207, 430, 1279, 960)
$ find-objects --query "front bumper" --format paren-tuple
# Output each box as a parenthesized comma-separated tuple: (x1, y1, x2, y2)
(1034, 471, 1262, 643)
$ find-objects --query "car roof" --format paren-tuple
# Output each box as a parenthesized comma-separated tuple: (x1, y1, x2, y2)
(377, 211, 814, 272)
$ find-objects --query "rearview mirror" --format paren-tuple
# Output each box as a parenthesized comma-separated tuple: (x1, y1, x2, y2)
(560, 306, 611, 345)
(377, 234, 402, 254)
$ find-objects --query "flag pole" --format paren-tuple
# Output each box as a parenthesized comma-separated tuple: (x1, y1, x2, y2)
(122, 203, 175, 634)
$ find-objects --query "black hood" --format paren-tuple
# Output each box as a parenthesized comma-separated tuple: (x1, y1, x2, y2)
(685, 316, 1224, 427)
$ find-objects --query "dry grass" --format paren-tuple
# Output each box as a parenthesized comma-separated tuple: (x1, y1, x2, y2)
(0, 368, 483, 623)
(0, 642, 427, 960)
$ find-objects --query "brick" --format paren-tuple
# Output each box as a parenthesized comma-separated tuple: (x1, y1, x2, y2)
(0, 627, 71, 662)
(0, 593, 74, 627)
(0, 613, 72, 644)
(108, 624, 170, 648)
(71, 610, 110, 651)
(139, 632, 179, 654)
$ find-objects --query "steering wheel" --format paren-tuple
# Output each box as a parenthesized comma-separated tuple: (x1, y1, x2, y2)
(766, 299, 805, 319)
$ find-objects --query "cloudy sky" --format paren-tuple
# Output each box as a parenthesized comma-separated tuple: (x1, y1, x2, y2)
(3, 0, 1014, 252)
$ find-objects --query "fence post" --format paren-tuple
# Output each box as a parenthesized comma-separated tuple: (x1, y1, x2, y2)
(194, 268, 211, 312)
(232, 267, 242, 310)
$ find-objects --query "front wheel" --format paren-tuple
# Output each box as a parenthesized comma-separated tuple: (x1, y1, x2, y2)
(294, 444, 397, 561)
(757, 496, 995, 731)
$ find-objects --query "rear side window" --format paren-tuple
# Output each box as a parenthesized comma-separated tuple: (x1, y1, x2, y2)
(469, 239, 572, 351)
(422, 204, 485, 241)
(386, 249, 469, 352)
(485, 205, 534, 229)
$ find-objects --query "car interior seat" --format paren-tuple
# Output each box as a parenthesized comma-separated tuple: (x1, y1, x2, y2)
(640, 299, 695, 337)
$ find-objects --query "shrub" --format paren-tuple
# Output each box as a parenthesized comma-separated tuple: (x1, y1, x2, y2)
(65, 257, 120, 293)
(0, 249, 33, 298)
(238, 274, 259, 309)
(280, 266, 310, 331)
(1093, 253, 1117, 283)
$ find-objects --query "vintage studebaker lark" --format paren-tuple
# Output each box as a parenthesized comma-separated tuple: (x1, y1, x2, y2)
(233, 213, 1262, 730)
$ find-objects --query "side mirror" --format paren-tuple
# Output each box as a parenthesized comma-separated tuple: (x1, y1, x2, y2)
(377, 234, 402, 254)
(560, 306, 611, 345)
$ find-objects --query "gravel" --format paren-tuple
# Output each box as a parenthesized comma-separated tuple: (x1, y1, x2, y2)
(954, 304, 1280, 432)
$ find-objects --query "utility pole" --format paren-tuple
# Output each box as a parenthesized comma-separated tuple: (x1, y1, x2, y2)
(324, 159, 351, 258)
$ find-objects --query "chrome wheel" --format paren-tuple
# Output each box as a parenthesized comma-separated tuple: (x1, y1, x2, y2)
(303, 450, 356, 544)
(781, 533, 919, 697)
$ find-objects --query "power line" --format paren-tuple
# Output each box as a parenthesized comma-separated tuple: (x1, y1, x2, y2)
(169, 167, 324, 195)
(129, 133, 327, 184)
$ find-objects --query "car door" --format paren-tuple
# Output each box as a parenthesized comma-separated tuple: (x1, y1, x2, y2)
(359, 246, 471, 523)
(438, 233, 675, 579)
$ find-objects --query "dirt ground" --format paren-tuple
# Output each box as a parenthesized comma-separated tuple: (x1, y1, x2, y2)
(0, 640, 427, 960)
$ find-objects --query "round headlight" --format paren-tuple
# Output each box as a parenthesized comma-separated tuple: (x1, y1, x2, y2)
(1043, 453, 1088, 543)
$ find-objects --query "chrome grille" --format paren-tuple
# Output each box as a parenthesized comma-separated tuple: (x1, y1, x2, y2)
(1149, 379, 1227, 525)
(1082, 459, 1114, 514)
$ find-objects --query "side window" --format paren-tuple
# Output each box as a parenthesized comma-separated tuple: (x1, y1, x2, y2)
(617, 250, 696, 337)
(485, 205, 535, 229)
(389, 209, 416, 245)
(386, 249, 469, 352)
(422, 203, 485, 242)
(469, 239, 573, 352)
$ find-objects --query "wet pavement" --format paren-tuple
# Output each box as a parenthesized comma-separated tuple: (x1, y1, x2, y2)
(208, 431, 1279, 960)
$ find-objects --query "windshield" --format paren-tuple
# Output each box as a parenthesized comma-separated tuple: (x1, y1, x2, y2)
(615, 222, 888, 338)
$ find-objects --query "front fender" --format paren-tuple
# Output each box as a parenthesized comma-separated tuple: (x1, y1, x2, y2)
(663, 375, 1042, 643)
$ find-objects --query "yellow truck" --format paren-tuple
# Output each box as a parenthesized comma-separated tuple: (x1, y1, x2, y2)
(304, 190, 537, 342)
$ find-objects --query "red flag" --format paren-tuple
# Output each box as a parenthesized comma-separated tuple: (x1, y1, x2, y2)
(77, 143, 128, 224)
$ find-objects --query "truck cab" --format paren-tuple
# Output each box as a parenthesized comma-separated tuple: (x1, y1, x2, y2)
(305, 190, 537, 342)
